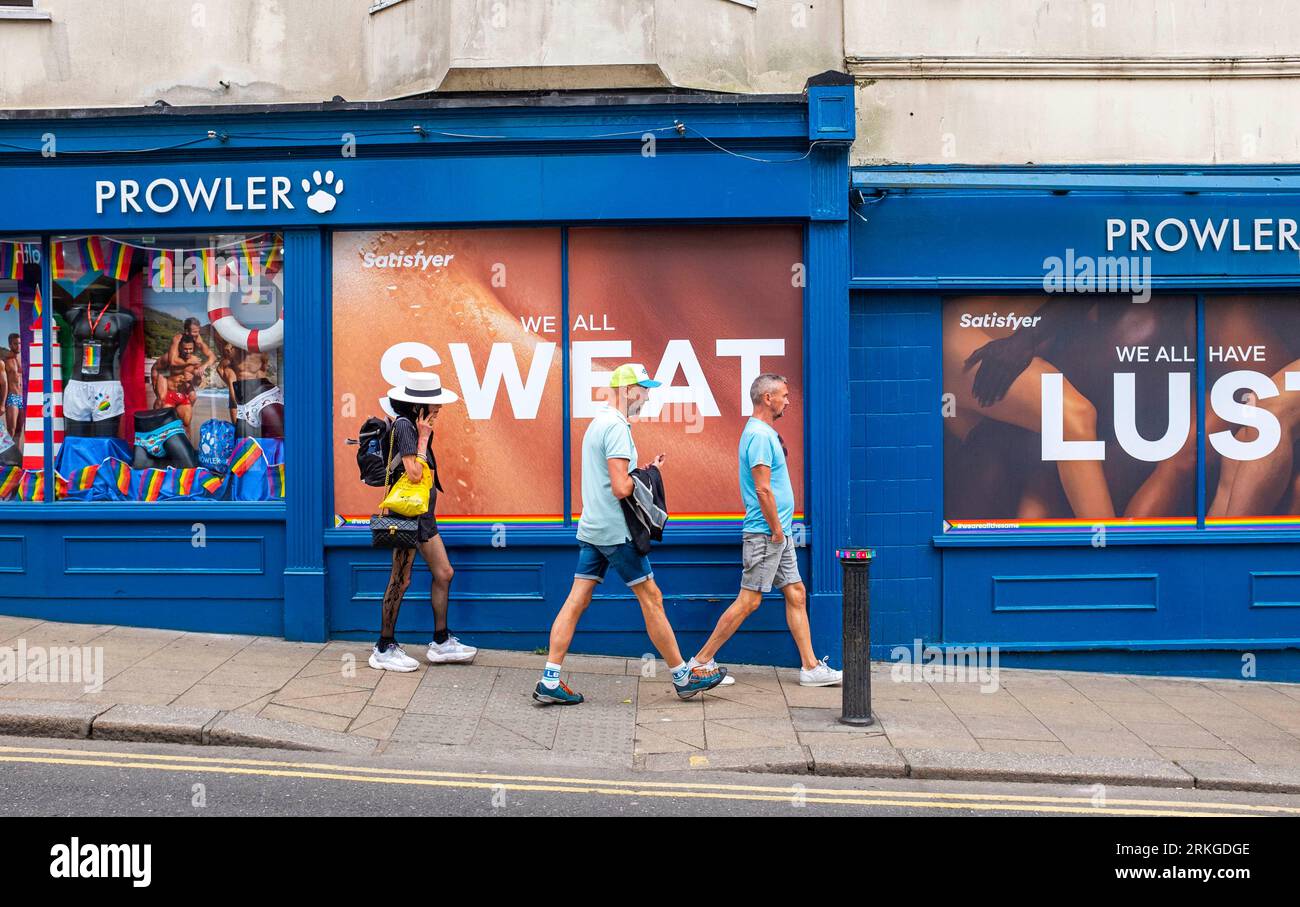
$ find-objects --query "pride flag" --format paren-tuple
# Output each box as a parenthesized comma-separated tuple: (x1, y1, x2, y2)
(17, 469, 44, 502)
(138, 468, 169, 502)
(0, 244, 13, 280)
(262, 235, 283, 275)
(228, 437, 265, 476)
(50, 241, 68, 279)
(200, 247, 216, 287)
(57, 465, 97, 502)
(0, 465, 20, 500)
(152, 249, 175, 289)
(268, 462, 286, 498)
(108, 241, 133, 282)
(32, 284, 42, 318)
(80, 236, 105, 273)
(239, 239, 260, 280)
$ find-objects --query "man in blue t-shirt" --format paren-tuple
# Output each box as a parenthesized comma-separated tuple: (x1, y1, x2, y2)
(688, 373, 842, 687)
(533, 363, 727, 706)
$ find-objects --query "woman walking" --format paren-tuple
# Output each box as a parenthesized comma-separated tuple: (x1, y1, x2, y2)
(369, 374, 478, 672)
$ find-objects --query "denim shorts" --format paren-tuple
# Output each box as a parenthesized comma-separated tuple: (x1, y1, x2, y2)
(574, 540, 653, 587)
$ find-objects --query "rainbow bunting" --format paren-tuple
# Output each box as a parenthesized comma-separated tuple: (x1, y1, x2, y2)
(110, 459, 132, 495)
(18, 470, 44, 502)
(239, 239, 259, 280)
(80, 236, 106, 272)
(228, 438, 264, 476)
(0, 244, 11, 280)
(70, 464, 99, 492)
(54, 473, 69, 500)
(262, 235, 283, 275)
(32, 284, 42, 318)
(50, 241, 68, 279)
(3, 295, 14, 312)
(139, 468, 167, 502)
(108, 240, 133, 282)
(269, 463, 286, 498)
(200, 247, 216, 287)
(0, 466, 21, 499)
(200, 472, 224, 496)
(175, 467, 197, 497)
(152, 249, 175, 289)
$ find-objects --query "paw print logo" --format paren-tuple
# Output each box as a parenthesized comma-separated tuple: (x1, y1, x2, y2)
(302, 169, 344, 214)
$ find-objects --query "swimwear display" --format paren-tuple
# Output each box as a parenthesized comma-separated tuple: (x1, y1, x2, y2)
(235, 384, 283, 429)
(133, 419, 186, 458)
(4, 393, 20, 410)
(63, 379, 125, 422)
(162, 390, 194, 407)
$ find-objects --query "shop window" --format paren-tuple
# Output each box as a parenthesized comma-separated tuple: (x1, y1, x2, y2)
(49, 233, 286, 503)
(566, 225, 805, 522)
(941, 294, 1197, 531)
(0, 237, 44, 501)
(331, 228, 564, 525)
(330, 224, 805, 529)
(1204, 294, 1300, 528)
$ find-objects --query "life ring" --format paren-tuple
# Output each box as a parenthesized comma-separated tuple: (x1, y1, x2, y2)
(207, 291, 284, 352)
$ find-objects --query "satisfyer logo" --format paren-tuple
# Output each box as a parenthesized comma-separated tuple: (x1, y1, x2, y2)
(94, 171, 345, 216)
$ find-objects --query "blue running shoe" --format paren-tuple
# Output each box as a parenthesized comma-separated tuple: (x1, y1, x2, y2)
(532, 679, 585, 705)
(674, 666, 728, 700)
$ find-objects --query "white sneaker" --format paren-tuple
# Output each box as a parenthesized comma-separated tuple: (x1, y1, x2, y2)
(688, 657, 736, 685)
(427, 635, 477, 665)
(369, 643, 419, 673)
(799, 656, 843, 687)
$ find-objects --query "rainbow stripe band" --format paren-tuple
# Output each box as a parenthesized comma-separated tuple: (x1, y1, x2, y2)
(945, 517, 1198, 531)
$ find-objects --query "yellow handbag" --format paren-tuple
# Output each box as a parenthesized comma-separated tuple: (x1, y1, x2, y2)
(379, 427, 432, 517)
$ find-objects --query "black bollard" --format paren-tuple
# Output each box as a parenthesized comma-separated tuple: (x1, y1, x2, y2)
(836, 548, 874, 726)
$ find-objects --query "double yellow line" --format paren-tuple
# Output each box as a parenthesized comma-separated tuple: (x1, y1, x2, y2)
(0, 744, 1294, 817)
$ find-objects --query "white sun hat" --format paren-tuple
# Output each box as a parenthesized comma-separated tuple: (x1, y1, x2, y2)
(387, 373, 459, 405)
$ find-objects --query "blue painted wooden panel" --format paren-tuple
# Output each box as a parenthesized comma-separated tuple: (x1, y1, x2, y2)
(326, 540, 809, 664)
(992, 574, 1159, 612)
(0, 520, 284, 634)
(848, 293, 943, 652)
(0, 534, 25, 573)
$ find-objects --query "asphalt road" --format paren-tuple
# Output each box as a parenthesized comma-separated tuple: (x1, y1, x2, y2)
(1, 736, 1298, 819)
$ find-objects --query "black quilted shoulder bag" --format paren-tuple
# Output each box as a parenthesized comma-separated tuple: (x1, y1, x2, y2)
(370, 423, 419, 549)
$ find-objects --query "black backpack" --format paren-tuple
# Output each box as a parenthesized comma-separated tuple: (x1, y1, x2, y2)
(350, 416, 393, 487)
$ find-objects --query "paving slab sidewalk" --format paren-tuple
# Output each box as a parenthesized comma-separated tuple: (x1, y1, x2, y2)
(2, 616, 1299, 792)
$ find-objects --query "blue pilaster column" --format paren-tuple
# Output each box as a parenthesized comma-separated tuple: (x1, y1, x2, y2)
(804, 72, 854, 665)
(282, 229, 328, 641)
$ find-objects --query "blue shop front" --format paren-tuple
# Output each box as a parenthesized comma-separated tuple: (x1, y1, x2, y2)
(0, 76, 857, 667)
(849, 166, 1300, 681)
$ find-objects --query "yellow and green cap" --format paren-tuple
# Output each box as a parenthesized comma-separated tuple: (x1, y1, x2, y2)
(609, 363, 661, 388)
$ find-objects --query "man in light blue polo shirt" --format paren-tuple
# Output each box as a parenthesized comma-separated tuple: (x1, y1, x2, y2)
(534, 363, 727, 705)
(688, 373, 842, 687)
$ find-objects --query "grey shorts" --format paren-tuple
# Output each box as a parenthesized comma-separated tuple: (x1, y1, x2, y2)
(740, 532, 801, 592)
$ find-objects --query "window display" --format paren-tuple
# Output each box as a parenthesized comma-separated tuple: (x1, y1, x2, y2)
(0, 238, 43, 500)
(48, 233, 286, 502)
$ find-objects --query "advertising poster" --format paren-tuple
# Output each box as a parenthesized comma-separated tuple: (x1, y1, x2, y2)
(1205, 294, 1300, 525)
(331, 224, 804, 526)
(567, 225, 804, 521)
(331, 228, 565, 523)
(942, 294, 1197, 530)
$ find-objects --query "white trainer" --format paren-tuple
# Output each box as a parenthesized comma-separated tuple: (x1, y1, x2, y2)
(688, 657, 736, 685)
(427, 635, 477, 664)
(799, 656, 843, 687)
(369, 643, 419, 673)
